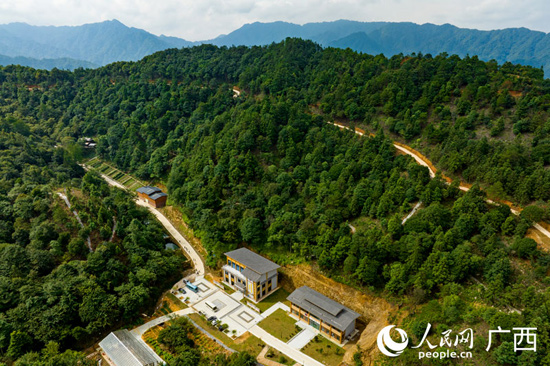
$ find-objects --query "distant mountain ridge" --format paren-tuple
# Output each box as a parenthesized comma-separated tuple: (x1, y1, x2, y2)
(0, 19, 549, 73)
(0, 20, 192, 69)
(211, 21, 550, 72)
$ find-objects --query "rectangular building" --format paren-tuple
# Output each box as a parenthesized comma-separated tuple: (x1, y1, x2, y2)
(287, 286, 360, 344)
(99, 329, 164, 366)
(223, 248, 279, 303)
(136, 186, 167, 208)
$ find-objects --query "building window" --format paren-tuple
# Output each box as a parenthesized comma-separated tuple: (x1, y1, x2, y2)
(292, 309, 299, 316)
(322, 327, 330, 334)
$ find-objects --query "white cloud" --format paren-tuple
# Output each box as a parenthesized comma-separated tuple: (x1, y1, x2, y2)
(0, 0, 547, 40)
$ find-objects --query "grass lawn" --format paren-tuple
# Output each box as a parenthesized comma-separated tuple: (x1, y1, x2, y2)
(255, 288, 291, 313)
(257, 308, 300, 342)
(188, 313, 265, 356)
(265, 347, 296, 366)
(302, 335, 345, 366)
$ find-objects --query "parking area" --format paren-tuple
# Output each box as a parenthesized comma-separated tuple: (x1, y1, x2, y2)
(174, 276, 216, 304)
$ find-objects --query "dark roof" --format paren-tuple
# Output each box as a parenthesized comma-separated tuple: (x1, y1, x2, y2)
(136, 186, 162, 196)
(242, 267, 263, 282)
(149, 192, 167, 200)
(99, 329, 163, 366)
(225, 248, 280, 275)
(287, 286, 360, 331)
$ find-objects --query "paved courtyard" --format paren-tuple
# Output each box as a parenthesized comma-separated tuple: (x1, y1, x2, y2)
(175, 276, 216, 304)
(190, 279, 263, 337)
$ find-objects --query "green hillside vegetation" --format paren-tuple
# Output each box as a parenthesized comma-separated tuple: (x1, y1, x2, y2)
(0, 98, 186, 362)
(0, 40, 550, 364)
(149, 317, 256, 366)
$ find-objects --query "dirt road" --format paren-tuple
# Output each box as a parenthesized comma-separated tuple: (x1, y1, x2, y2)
(330, 121, 550, 244)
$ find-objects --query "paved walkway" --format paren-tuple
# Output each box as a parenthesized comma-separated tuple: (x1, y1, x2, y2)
(287, 327, 317, 350)
(249, 326, 323, 366)
(261, 302, 290, 318)
(131, 308, 194, 336)
(135, 199, 205, 275)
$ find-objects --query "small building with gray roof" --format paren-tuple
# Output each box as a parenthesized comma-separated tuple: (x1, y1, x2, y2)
(287, 286, 360, 343)
(136, 186, 167, 208)
(223, 247, 280, 303)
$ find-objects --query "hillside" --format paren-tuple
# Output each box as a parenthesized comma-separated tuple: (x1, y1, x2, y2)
(1, 40, 550, 364)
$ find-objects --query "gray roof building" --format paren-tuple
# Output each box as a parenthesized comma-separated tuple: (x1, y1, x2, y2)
(224, 247, 280, 274)
(137, 186, 167, 200)
(99, 329, 164, 366)
(149, 192, 167, 200)
(287, 286, 360, 332)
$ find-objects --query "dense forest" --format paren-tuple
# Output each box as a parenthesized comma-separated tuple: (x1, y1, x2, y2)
(0, 81, 186, 362)
(1, 39, 550, 364)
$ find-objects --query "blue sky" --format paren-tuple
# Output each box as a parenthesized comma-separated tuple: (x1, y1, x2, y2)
(0, 0, 548, 41)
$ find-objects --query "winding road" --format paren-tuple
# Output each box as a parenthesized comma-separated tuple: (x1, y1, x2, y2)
(330, 122, 550, 243)
(81, 164, 206, 275)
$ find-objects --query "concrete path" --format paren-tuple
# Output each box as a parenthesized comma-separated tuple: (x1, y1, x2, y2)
(402, 201, 422, 224)
(83, 163, 206, 276)
(287, 327, 317, 350)
(131, 308, 194, 336)
(136, 199, 206, 275)
(249, 326, 323, 366)
(261, 302, 290, 318)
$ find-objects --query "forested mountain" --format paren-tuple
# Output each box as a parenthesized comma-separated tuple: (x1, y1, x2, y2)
(2, 19, 550, 75)
(213, 21, 550, 73)
(2, 40, 550, 364)
(0, 20, 192, 68)
(0, 67, 186, 363)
